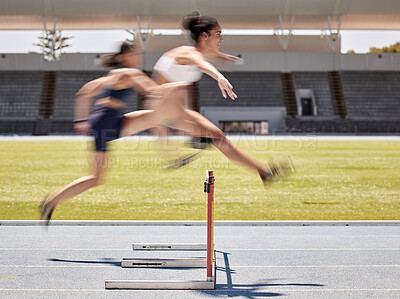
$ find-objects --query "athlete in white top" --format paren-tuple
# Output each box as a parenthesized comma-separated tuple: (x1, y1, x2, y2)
(153, 53, 203, 83)
(147, 12, 280, 183)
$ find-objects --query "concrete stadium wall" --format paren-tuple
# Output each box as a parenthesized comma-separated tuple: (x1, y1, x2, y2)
(200, 106, 287, 133)
(1, 52, 400, 72)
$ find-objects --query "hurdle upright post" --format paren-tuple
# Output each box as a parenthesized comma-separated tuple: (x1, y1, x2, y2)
(205, 170, 214, 281)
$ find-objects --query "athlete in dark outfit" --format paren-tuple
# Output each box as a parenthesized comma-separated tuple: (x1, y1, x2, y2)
(40, 42, 187, 224)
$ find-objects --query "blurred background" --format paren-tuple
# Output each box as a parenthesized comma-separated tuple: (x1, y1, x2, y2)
(0, 0, 399, 135)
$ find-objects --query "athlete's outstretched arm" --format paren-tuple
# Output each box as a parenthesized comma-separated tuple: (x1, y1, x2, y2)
(74, 69, 159, 122)
(181, 51, 237, 100)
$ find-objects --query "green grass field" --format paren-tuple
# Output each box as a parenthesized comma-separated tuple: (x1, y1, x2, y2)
(0, 138, 399, 220)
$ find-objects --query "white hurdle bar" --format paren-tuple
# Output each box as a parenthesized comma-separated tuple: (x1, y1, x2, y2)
(121, 258, 207, 268)
(132, 243, 207, 251)
(105, 170, 216, 290)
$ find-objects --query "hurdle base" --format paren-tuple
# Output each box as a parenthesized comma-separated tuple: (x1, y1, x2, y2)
(105, 278, 215, 290)
(132, 243, 207, 251)
(121, 257, 207, 268)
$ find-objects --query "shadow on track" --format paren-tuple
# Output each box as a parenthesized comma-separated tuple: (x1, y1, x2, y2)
(199, 250, 325, 298)
(48, 258, 121, 267)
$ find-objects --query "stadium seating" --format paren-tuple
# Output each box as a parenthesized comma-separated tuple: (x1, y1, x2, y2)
(341, 71, 400, 118)
(0, 70, 399, 134)
(0, 71, 42, 133)
(199, 72, 284, 107)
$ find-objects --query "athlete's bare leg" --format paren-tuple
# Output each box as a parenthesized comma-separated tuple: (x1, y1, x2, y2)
(171, 110, 267, 176)
(120, 82, 267, 176)
(41, 151, 108, 221)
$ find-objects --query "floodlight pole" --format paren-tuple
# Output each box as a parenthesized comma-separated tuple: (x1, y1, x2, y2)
(276, 15, 295, 51)
(326, 15, 343, 51)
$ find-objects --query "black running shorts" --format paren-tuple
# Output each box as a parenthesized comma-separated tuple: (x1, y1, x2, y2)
(88, 105, 124, 151)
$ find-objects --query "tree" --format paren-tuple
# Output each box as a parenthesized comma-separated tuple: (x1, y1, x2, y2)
(34, 30, 72, 62)
(346, 42, 400, 54)
(369, 42, 400, 53)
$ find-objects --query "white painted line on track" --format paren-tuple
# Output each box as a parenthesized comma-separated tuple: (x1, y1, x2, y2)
(0, 268, 112, 270)
(220, 248, 400, 251)
(0, 247, 399, 251)
(0, 288, 399, 292)
(2, 220, 400, 226)
(2, 234, 399, 239)
(0, 248, 129, 251)
(220, 288, 400, 292)
(230, 264, 400, 268)
(1, 264, 399, 269)
(0, 288, 104, 292)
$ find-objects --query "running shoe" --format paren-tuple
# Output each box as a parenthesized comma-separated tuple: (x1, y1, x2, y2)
(262, 156, 295, 186)
(40, 195, 54, 226)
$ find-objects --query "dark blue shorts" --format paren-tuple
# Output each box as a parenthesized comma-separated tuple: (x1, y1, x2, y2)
(88, 105, 124, 152)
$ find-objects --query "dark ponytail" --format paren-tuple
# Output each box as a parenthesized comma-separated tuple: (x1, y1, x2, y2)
(99, 42, 136, 68)
(181, 11, 219, 43)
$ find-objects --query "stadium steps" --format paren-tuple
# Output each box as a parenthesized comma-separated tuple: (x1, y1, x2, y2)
(327, 71, 347, 118)
(34, 71, 58, 135)
(38, 71, 57, 118)
(280, 72, 297, 117)
(292, 72, 334, 117)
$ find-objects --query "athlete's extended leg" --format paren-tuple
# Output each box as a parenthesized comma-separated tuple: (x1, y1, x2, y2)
(172, 109, 268, 177)
(41, 151, 108, 223)
(175, 110, 294, 180)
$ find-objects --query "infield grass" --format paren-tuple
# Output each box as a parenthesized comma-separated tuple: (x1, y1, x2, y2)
(0, 137, 399, 220)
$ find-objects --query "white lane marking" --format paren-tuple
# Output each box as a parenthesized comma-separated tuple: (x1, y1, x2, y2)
(0, 268, 112, 270)
(0, 264, 399, 268)
(221, 248, 400, 251)
(231, 264, 400, 268)
(0, 247, 399, 251)
(0, 288, 400, 292)
(0, 248, 128, 251)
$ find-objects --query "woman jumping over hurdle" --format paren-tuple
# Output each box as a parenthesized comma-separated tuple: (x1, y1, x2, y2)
(112, 12, 293, 184)
(148, 11, 293, 181)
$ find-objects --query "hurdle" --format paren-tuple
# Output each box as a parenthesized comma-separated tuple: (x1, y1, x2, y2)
(105, 170, 216, 290)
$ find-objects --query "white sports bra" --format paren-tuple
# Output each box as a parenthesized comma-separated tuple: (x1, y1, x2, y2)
(153, 54, 203, 83)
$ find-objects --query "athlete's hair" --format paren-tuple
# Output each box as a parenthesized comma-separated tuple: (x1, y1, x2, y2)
(181, 11, 219, 43)
(99, 42, 136, 68)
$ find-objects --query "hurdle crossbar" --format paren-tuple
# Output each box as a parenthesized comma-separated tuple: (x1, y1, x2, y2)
(132, 243, 207, 251)
(121, 257, 207, 268)
(105, 170, 216, 290)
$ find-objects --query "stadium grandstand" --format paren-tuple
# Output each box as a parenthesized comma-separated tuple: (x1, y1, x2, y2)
(0, 0, 399, 135)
